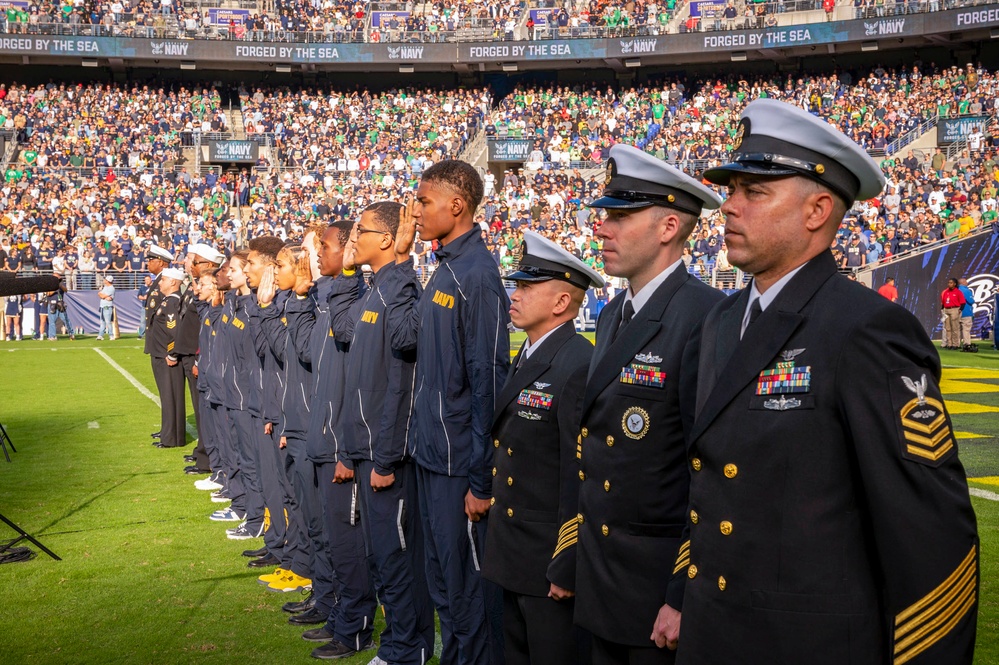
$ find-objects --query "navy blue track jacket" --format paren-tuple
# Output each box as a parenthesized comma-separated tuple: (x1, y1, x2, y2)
(388, 228, 511, 499)
(286, 273, 364, 464)
(338, 262, 421, 474)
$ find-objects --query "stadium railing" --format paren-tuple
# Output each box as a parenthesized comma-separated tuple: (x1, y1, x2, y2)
(3, 0, 993, 43)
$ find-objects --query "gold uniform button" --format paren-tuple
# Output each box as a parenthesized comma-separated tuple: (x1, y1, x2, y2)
(601, 524, 609, 536)
(577, 513, 584, 524)
(724, 464, 738, 478)
(720, 521, 733, 536)
(492, 467, 497, 476)
(579, 470, 586, 481)
(718, 576, 727, 591)
(691, 458, 702, 471)
(507, 477, 513, 486)
(690, 510, 699, 524)
(507, 508, 514, 517)
(603, 480, 610, 492)
(687, 565, 698, 579)
(581, 427, 589, 438)
(493, 439, 500, 448)
(489, 497, 495, 506)
(577, 435, 582, 444)
(606, 435, 614, 447)
(507, 448, 513, 457)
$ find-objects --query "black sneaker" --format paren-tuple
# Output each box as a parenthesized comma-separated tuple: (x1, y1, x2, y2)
(247, 553, 280, 568)
(301, 626, 334, 642)
(311, 639, 375, 660)
(289, 606, 328, 625)
(282, 591, 315, 613)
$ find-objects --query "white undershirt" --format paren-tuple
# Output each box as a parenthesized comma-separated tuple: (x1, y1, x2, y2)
(625, 259, 685, 318)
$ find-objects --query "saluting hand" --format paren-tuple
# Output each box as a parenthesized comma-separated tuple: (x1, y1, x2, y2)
(257, 265, 277, 305)
(293, 254, 314, 296)
(651, 603, 681, 651)
(394, 195, 418, 264)
(342, 223, 359, 272)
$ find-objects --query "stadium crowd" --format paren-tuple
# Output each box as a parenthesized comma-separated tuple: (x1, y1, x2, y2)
(2, 63, 999, 307)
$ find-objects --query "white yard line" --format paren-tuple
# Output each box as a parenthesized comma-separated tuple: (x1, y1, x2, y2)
(94, 348, 198, 437)
(969, 487, 999, 502)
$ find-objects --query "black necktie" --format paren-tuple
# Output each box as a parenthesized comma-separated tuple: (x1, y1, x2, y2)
(743, 298, 763, 338)
(612, 300, 635, 343)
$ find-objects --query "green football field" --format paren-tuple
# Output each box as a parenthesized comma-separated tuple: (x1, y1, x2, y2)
(0, 335, 997, 664)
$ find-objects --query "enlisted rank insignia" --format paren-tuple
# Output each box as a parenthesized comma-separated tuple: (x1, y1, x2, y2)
(894, 372, 955, 465)
(166, 314, 176, 329)
(517, 389, 553, 410)
(756, 348, 810, 395)
(620, 363, 666, 388)
(517, 410, 542, 421)
(622, 406, 650, 440)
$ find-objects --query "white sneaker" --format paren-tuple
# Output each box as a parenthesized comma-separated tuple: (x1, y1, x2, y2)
(96, 336, 104, 340)
(366, 657, 390, 665)
(194, 478, 223, 491)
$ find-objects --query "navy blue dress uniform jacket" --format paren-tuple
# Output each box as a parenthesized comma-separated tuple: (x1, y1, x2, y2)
(173, 283, 201, 356)
(575, 266, 723, 647)
(482, 321, 591, 596)
(147, 291, 182, 358)
(337, 262, 421, 472)
(286, 273, 363, 464)
(143, 274, 162, 355)
(388, 228, 511, 497)
(676, 251, 979, 665)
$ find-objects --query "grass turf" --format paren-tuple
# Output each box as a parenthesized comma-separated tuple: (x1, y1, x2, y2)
(0, 335, 997, 663)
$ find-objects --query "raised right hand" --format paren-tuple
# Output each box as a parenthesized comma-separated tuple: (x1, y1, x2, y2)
(395, 195, 418, 264)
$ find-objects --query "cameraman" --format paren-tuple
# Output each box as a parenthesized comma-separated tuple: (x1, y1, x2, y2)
(47, 271, 75, 340)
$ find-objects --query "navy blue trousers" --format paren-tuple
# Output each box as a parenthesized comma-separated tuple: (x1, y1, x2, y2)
(358, 461, 435, 665)
(317, 461, 377, 649)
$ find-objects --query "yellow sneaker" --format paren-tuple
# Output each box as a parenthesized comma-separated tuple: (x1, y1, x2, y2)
(257, 567, 287, 585)
(267, 571, 312, 593)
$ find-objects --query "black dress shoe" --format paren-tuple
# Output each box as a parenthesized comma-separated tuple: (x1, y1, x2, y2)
(185, 466, 211, 475)
(151, 431, 161, 438)
(184, 455, 197, 463)
(282, 591, 315, 614)
(154, 443, 179, 448)
(242, 546, 268, 558)
(247, 553, 280, 568)
(288, 606, 328, 626)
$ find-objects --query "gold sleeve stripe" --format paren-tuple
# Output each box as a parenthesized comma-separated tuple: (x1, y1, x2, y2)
(893, 545, 977, 665)
(678, 540, 690, 555)
(552, 537, 577, 559)
(905, 438, 954, 462)
(166, 342, 174, 351)
(673, 556, 691, 575)
(555, 527, 578, 549)
(557, 519, 578, 540)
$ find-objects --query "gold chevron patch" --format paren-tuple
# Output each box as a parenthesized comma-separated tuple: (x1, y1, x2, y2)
(552, 518, 578, 558)
(166, 321, 176, 329)
(892, 371, 955, 467)
(673, 540, 691, 575)
(166, 342, 174, 352)
(893, 545, 977, 665)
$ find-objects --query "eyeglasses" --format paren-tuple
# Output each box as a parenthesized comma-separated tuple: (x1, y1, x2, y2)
(355, 227, 389, 237)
